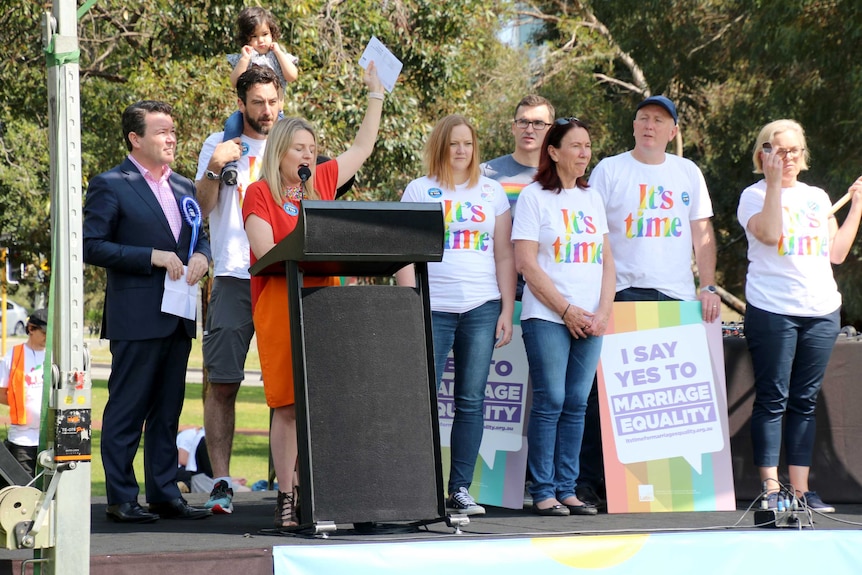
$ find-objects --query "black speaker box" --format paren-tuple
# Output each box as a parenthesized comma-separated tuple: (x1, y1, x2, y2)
(300, 285, 443, 523)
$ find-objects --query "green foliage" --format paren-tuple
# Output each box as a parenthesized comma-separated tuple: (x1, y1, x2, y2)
(15, 1, 862, 325)
(0, 0, 519, 319)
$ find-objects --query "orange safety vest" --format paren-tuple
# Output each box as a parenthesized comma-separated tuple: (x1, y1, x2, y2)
(6, 344, 27, 425)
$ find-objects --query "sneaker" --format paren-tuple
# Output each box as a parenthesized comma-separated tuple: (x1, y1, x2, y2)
(802, 491, 835, 513)
(765, 492, 779, 510)
(576, 485, 607, 510)
(446, 487, 485, 516)
(275, 490, 298, 529)
(204, 480, 234, 514)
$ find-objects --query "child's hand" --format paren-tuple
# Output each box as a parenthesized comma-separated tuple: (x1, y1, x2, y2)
(241, 45, 255, 58)
(271, 42, 282, 54)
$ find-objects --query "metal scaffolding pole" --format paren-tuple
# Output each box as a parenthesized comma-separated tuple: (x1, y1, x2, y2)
(42, 0, 91, 572)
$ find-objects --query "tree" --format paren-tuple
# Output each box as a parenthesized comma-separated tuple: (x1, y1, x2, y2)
(0, 0, 523, 314)
(515, 0, 862, 325)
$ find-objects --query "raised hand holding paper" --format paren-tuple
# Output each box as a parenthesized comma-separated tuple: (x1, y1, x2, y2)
(358, 36, 402, 93)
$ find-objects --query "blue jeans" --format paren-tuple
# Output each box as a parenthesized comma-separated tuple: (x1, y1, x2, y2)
(745, 304, 840, 467)
(432, 299, 501, 494)
(522, 318, 603, 503)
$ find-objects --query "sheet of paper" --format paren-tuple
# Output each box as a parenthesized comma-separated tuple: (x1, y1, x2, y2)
(358, 36, 402, 93)
(161, 266, 197, 321)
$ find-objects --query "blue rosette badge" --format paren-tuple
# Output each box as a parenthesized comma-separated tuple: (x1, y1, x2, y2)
(181, 196, 202, 261)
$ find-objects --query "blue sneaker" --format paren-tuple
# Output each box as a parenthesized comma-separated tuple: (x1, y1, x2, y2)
(446, 487, 485, 516)
(802, 491, 835, 513)
(205, 479, 234, 514)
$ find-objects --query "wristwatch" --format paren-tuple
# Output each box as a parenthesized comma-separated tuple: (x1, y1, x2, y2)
(700, 285, 717, 294)
(205, 170, 221, 181)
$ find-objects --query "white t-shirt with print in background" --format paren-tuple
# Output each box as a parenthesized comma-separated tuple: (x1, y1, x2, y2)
(401, 175, 510, 313)
(737, 179, 840, 317)
(0, 344, 45, 447)
(589, 151, 713, 301)
(512, 182, 609, 324)
(196, 132, 267, 279)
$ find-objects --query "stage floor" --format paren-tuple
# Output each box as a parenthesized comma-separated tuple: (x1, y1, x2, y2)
(2, 491, 862, 574)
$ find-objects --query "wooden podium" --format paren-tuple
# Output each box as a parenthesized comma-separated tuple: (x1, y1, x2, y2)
(249, 200, 445, 532)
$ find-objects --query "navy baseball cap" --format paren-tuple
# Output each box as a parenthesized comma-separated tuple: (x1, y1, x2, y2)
(28, 309, 47, 328)
(636, 95, 678, 125)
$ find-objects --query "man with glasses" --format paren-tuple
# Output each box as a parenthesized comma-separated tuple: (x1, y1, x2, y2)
(577, 94, 721, 510)
(482, 95, 555, 215)
(482, 95, 555, 299)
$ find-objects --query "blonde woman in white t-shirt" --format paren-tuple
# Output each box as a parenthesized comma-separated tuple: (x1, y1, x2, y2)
(737, 119, 862, 514)
(397, 115, 516, 516)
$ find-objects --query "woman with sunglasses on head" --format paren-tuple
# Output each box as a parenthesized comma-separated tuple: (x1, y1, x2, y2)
(738, 119, 862, 513)
(512, 118, 614, 517)
(396, 114, 516, 516)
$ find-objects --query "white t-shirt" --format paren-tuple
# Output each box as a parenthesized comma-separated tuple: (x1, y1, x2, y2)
(590, 151, 713, 300)
(0, 343, 45, 447)
(196, 132, 267, 278)
(512, 182, 609, 323)
(401, 175, 510, 313)
(737, 179, 841, 316)
(176, 427, 207, 472)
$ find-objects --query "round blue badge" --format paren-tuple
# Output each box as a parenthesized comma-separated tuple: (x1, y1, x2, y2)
(241, 142, 249, 157)
(283, 203, 299, 216)
(428, 188, 443, 198)
(681, 191, 690, 206)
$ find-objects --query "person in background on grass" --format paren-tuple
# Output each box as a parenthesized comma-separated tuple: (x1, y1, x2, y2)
(738, 119, 862, 514)
(396, 114, 517, 516)
(220, 6, 299, 185)
(176, 426, 251, 494)
(242, 62, 385, 529)
(0, 308, 47, 482)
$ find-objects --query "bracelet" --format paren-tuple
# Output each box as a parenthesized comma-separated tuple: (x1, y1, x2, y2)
(561, 304, 572, 320)
(368, 92, 385, 101)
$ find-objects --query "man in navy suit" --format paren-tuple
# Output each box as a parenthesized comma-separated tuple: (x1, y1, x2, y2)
(84, 100, 212, 523)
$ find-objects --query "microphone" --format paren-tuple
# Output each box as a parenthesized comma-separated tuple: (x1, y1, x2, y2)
(298, 166, 311, 183)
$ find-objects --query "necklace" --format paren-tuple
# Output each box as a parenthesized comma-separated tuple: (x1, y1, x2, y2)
(283, 185, 303, 202)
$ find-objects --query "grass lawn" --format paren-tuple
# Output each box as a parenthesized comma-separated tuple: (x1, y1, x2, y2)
(36, 379, 272, 497)
(85, 337, 262, 371)
(0, 338, 271, 496)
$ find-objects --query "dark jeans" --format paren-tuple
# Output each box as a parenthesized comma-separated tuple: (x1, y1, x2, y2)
(577, 287, 680, 494)
(745, 304, 840, 467)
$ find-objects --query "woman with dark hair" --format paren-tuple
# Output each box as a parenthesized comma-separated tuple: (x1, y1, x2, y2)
(397, 114, 516, 516)
(512, 118, 615, 516)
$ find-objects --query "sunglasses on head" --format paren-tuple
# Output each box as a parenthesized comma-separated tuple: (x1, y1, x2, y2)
(554, 117, 581, 126)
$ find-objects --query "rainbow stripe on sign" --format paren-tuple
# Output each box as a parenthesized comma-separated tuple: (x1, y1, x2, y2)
(597, 301, 736, 513)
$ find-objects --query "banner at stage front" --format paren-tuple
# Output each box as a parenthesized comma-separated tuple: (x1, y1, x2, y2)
(597, 301, 736, 512)
(437, 302, 529, 510)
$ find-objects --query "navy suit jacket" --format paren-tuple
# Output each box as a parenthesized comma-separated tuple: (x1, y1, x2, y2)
(83, 157, 211, 341)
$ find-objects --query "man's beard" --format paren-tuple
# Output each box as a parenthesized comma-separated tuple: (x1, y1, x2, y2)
(247, 115, 272, 136)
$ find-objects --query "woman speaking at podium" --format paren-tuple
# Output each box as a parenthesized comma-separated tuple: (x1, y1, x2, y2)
(242, 62, 385, 529)
(738, 119, 862, 513)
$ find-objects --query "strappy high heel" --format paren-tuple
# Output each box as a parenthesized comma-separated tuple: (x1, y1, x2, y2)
(275, 488, 299, 529)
